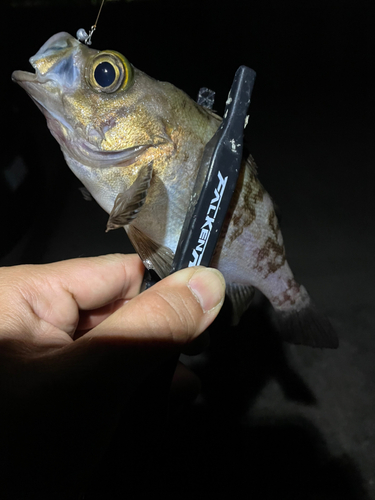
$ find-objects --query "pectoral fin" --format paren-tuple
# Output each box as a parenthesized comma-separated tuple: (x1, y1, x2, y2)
(226, 283, 255, 325)
(106, 162, 153, 232)
(127, 224, 174, 279)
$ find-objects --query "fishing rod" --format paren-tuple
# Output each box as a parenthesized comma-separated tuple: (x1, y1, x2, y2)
(173, 66, 256, 272)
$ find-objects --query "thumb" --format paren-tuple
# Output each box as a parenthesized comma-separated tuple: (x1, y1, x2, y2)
(69, 266, 225, 386)
(87, 265, 225, 346)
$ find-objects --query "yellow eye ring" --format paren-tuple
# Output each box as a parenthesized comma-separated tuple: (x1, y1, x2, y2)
(86, 50, 133, 93)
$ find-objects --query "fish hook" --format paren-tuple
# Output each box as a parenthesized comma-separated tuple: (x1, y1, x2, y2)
(76, 0, 106, 46)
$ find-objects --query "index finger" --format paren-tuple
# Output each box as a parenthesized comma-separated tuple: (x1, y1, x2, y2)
(0, 254, 145, 343)
(45, 253, 145, 310)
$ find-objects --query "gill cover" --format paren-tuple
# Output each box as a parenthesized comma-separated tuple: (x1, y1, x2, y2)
(86, 50, 134, 93)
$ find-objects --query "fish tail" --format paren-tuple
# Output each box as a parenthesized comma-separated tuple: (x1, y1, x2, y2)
(271, 285, 338, 349)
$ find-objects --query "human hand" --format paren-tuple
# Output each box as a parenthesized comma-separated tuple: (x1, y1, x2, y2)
(0, 254, 225, 497)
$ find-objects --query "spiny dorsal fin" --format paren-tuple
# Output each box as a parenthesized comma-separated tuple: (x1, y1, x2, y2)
(126, 224, 174, 279)
(106, 162, 153, 232)
(226, 283, 255, 326)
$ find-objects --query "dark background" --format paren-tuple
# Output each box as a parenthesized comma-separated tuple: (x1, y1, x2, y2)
(1, 0, 374, 498)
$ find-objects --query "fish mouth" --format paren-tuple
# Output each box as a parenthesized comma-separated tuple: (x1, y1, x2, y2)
(11, 69, 58, 105)
(12, 32, 82, 133)
(12, 69, 150, 169)
(12, 68, 65, 113)
(12, 69, 76, 138)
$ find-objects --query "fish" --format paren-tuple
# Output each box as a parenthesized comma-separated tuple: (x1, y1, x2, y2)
(12, 32, 338, 348)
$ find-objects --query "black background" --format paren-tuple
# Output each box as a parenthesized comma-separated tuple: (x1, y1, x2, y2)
(1, 1, 374, 498)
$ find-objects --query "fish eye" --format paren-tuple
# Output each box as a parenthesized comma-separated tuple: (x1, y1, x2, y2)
(94, 61, 116, 88)
(86, 50, 134, 94)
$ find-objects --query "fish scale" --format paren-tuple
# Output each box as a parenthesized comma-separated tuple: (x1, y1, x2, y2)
(12, 31, 338, 348)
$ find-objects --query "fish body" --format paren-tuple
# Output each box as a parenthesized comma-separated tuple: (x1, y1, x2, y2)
(12, 32, 338, 348)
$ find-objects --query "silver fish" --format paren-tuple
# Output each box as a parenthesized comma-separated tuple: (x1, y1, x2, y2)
(12, 32, 338, 348)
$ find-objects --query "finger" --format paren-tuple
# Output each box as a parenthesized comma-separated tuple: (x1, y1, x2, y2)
(8, 254, 145, 338)
(46, 253, 145, 309)
(75, 298, 128, 334)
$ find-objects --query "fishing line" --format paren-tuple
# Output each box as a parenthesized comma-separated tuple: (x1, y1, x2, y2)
(77, 0, 107, 46)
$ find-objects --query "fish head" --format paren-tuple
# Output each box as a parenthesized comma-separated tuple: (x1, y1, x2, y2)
(12, 31, 191, 214)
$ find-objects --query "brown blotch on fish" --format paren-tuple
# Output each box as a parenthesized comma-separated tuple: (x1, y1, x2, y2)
(273, 279, 300, 308)
(226, 158, 264, 246)
(254, 237, 286, 278)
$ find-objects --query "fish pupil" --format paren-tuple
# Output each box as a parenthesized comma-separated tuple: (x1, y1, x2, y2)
(94, 62, 116, 87)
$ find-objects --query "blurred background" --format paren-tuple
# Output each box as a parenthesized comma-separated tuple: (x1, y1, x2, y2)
(1, 0, 374, 498)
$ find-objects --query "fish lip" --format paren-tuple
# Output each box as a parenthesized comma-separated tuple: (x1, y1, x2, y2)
(82, 142, 148, 156)
(12, 68, 62, 89)
(74, 142, 152, 169)
(12, 69, 38, 84)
